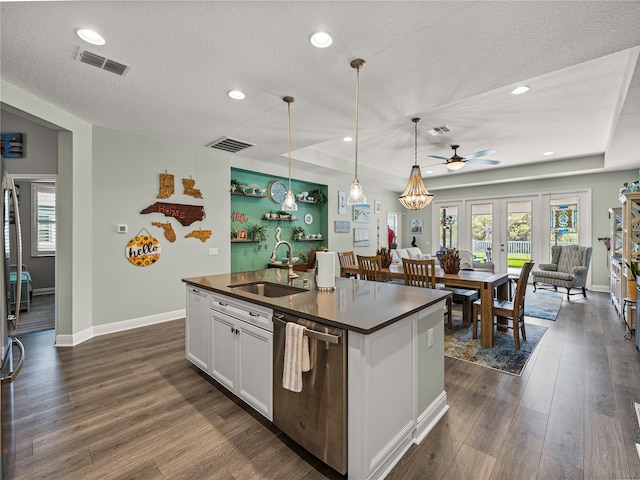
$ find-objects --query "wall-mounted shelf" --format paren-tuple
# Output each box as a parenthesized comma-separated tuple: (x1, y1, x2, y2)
(295, 238, 324, 242)
(297, 199, 319, 204)
(231, 239, 259, 243)
(264, 216, 298, 222)
(231, 192, 266, 198)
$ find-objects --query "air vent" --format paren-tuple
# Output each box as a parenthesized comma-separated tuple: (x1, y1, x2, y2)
(427, 125, 451, 136)
(75, 48, 130, 76)
(206, 137, 255, 153)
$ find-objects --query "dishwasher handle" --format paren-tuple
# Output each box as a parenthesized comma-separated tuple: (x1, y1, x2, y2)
(273, 317, 342, 345)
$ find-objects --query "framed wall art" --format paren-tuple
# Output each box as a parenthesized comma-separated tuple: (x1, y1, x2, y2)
(411, 218, 423, 234)
(338, 190, 347, 215)
(335, 220, 350, 233)
(354, 228, 370, 247)
(374, 200, 382, 214)
(353, 204, 370, 223)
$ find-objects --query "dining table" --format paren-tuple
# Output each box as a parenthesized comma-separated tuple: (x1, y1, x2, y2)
(341, 263, 509, 348)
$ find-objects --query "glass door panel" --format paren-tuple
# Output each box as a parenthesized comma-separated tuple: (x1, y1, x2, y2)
(438, 205, 458, 250)
(506, 200, 532, 276)
(471, 203, 493, 263)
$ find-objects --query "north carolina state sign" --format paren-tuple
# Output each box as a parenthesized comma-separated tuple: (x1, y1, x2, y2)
(140, 202, 205, 226)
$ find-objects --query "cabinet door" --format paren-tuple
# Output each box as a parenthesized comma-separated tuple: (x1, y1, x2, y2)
(211, 310, 237, 392)
(186, 287, 210, 371)
(237, 321, 273, 420)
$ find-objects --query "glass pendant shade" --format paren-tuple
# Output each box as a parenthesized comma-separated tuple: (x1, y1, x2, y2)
(399, 165, 433, 210)
(347, 178, 367, 205)
(282, 190, 298, 211)
(399, 117, 433, 210)
(281, 96, 298, 211)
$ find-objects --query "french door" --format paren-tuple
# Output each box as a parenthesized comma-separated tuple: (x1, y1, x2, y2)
(465, 197, 537, 275)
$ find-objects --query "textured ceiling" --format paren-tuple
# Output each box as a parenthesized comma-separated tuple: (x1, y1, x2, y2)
(1, 1, 639, 191)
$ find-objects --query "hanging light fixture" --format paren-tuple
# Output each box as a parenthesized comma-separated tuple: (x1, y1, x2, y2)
(281, 96, 298, 211)
(347, 59, 367, 205)
(399, 118, 434, 210)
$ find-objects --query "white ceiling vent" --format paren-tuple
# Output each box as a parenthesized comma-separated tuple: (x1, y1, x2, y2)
(75, 48, 130, 76)
(427, 125, 451, 136)
(206, 137, 255, 153)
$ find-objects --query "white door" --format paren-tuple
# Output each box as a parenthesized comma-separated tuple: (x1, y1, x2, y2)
(211, 310, 237, 392)
(186, 287, 210, 371)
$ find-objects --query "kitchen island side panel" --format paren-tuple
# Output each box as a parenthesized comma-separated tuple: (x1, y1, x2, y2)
(347, 302, 447, 480)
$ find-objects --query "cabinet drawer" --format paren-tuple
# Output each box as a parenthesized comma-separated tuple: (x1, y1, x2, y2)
(210, 294, 273, 332)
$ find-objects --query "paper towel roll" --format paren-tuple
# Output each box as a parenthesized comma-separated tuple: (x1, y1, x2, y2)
(316, 252, 336, 289)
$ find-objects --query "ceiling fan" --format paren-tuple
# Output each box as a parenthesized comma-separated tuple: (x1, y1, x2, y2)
(428, 144, 500, 172)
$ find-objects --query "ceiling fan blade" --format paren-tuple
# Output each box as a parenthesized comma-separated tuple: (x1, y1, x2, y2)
(427, 155, 449, 160)
(466, 158, 500, 165)
(465, 149, 496, 159)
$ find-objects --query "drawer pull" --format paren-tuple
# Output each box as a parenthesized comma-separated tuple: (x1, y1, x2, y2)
(249, 311, 259, 317)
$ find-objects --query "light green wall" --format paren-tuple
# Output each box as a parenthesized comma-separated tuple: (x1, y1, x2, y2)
(91, 127, 231, 326)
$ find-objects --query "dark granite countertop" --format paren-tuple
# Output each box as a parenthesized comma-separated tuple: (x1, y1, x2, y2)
(183, 269, 450, 335)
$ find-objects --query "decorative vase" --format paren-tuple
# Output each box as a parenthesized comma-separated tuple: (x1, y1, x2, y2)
(377, 248, 392, 268)
(439, 248, 460, 274)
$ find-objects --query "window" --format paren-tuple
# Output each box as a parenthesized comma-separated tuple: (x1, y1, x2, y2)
(31, 183, 56, 256)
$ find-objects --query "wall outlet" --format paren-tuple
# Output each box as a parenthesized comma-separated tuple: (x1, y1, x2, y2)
(428, 328, 434, 348)
(208, 247, 219, 256)
(116, 224, 127, 233)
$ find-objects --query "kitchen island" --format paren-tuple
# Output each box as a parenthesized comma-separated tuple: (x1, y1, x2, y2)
(183, 269, 450, 480)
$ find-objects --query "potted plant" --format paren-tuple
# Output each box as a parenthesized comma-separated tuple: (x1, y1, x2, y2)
(250, 224, 268, 250)
(230, 179, 242, 193)
(308, 188, 328, 206)
(626, 260, 639, 301)
(293, 226, 306, 240)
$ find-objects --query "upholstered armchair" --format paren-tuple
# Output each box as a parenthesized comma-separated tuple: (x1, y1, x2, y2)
(532, 245, 592, 299)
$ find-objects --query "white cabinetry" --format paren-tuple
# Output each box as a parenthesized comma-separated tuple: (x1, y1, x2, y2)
(210, 296, 273, 420)
(186, 287, 210, 371)
(185, 287, 273, 421)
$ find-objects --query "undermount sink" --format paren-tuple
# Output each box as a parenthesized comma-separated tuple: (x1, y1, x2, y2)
(228, 281, 307, 298)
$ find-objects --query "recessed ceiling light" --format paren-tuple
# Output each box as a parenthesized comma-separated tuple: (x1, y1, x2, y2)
(543, 151, 554, 156)
(424, 171, 433, 175)
(343, 136, 353, 142)
(76, 28, 105, 46)
(227, 90, 245, 100)
(511, 86, 530, 95)
(309, 31, 333, 48)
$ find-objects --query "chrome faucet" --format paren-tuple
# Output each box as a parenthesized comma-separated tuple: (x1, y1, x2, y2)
(271, 240, 299, 279)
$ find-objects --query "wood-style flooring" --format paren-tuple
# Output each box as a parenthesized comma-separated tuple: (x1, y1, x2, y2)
(8, 294, 55, 337)
(4, 290, 640, 479)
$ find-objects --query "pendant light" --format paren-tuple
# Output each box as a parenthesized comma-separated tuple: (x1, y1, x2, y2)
(399, 118, 434, 210)
(347, 59, 367, 205)
(281, 95, 298, 211)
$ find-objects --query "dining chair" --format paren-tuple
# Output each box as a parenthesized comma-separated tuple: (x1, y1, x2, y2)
(357, 255, 383, 282)
(472, 261, 535, 350)
(402, 258, 452, 327)
(338, 251, 357, 278)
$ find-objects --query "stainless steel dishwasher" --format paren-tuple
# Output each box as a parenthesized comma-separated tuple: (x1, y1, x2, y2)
(272, 311, 347, 475)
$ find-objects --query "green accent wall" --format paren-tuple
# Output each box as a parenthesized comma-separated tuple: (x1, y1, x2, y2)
(230, 168, 328, 273)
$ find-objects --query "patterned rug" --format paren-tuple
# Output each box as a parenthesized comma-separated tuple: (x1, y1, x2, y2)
(524, 288, 563, 320)
(444, 322, 548, 376)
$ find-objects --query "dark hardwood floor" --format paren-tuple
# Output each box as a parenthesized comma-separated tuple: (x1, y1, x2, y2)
(4, 289, 640, 479)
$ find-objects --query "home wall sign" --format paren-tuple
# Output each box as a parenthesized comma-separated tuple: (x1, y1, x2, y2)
(126, 228, 161, 267)
(140, 202, 205, 226)
(151, 221, 176, 242)
(185, 229, 212, 242)
(157, 172, 175, 199)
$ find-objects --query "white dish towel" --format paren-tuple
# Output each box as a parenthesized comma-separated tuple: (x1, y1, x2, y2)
(283, 322, 311, 392)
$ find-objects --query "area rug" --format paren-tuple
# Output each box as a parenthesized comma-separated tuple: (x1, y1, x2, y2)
(524, 288, 562, 320)
(444, 323, 548, 376)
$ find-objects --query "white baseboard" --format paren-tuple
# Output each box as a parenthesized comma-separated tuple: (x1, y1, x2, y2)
(33, 287, 55, 296)
(55, 309, 185, 347)
(590, 284, 609, 293)
(414, 391, 449, 444)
